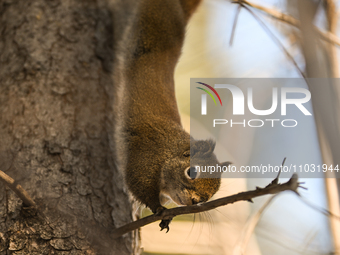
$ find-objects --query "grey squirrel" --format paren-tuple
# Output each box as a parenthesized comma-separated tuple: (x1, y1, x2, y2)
(113, 0, 230, 231)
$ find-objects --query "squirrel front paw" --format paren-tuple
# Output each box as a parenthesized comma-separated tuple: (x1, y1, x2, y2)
(159, 218, 172, 233)
(154, 206, 173, 233)
(154, 206, 166, 216)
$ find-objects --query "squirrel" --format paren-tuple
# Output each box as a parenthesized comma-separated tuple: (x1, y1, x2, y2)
(112, 0, 231, 231)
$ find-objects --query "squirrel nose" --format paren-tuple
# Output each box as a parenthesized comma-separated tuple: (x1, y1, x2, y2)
(192, 197, 206, 205)
(192, 198, 205, 205)
(192, 198, 199, 205)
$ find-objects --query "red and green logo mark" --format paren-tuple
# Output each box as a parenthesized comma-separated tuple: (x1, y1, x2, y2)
(196, 82, 222, 106)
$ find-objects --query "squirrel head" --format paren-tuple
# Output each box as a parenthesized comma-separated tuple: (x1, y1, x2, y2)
(159, 139, 231, 206)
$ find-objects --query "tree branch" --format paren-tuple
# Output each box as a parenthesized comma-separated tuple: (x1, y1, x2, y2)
(112, 173, 301, 239)
(238, 3, 306, 78)
(233, 0, 340, 47)
(0, 169, 36, 207)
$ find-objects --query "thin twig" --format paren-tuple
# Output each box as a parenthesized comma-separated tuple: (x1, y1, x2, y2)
(111, 174, 301, 239)
(300, 197, 340, 222)
(230, 5, 242, 46)
(236, 2, 306, 78)
(233, 194, 278, 255)
(324, 0, 339, 77)
(267, 157, 286, 186)
(0, 169, 36, 207)
(234, 0, 340, 47)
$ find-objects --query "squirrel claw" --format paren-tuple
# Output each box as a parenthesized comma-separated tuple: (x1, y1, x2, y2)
(155, 206, 166, 216)
(159, 218, 172, 233)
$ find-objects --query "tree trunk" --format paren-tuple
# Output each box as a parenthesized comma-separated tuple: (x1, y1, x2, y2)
(0, 0, 139, 254)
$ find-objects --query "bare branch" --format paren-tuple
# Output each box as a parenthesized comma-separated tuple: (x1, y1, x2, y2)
(0, 169, 36, 207)
(229, 5, 242, 46)
(324, 0, 339, 77)
(300, 197, 340, 221)
(234, 0, 340, 47)
(111, 174, 301, 239)
(323, 0, 340, 250)
(234, 194, 278, 254)
(239, 3, 306, 78)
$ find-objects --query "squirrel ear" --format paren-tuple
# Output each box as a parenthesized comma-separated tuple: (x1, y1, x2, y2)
(191, 139, 216, 156)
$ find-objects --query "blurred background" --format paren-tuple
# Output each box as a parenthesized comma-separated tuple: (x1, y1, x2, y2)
(141, 0, 340, 254)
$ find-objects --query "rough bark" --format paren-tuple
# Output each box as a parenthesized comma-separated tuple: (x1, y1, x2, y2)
(0, 0, 139, 254)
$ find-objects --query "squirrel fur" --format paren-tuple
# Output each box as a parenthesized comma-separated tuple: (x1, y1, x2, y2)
(113, 0, 230, 215)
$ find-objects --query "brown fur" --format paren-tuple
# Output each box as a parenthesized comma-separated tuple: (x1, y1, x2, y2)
(115, 0, 230, 213)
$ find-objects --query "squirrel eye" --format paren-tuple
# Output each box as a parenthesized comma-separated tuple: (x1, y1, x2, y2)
(185, 166, 199, 180)
(183, 151, 190, 157)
